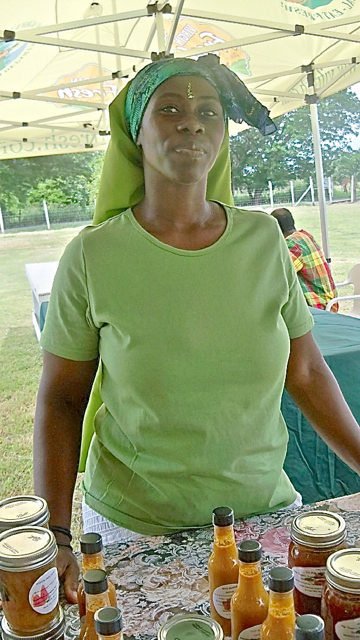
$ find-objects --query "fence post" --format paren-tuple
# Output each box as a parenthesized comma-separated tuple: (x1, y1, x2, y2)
(351, 175, 356, 203)
(328, 177, 333, 204)
(43, 199, 51, 230)
(0, 207, 4, 234)
(290, 180, 295, 206)
(268, 180, 274, 208)
(309, 176, 315, 205)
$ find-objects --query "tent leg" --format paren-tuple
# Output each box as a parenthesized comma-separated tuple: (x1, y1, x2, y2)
(309, 102, 331, 262)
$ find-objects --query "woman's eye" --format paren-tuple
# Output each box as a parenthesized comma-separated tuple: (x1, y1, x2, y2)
(201, 108, 218, 117)
(160, 105, 179, 113)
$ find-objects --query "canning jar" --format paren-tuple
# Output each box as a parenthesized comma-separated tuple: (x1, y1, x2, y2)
(0, 526, 59, 635)
(158, 613, 223, 640)
(0, 496, 50, 532)
(288, 511, 346, 616)
(321, 548, 360, 640)
(1, 607, 65, 640)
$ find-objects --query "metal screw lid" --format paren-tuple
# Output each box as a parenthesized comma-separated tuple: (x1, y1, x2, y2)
(0, 496, 49, 532)
(1, 607, 64, 640)
(80, 532, 103, 554)
(84, 568, 108, 594)
(325, 548, 360, 594)
(268, 566, 294, 592)
(290, 511, 346, 548)
(0, 526, 57, 572)
(295, 614, 325, 639)
(95, 607, 123, 635)
(212, 507, 234, 526)
(238, 540, 262, 562)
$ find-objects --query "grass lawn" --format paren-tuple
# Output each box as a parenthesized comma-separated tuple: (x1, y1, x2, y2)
(0, 202, 359, 540)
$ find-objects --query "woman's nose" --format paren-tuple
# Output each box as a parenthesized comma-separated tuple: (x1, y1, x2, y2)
(177, 113, 205, 134)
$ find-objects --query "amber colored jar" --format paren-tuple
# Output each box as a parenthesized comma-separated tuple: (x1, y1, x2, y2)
(0, 526, 59, 635)
(231, 540, 268, 640)
(80, 569, 111, 640)
(1, 607, 65, 640)
(321, 548, 360, 640)
(78, 533, 117, 620)
(0, 496, 50, 533)
(94, 606, 123, 640)
(208, 507, 239, 637)
(260, 567, 296, 640)
(288, 511, 346, 616)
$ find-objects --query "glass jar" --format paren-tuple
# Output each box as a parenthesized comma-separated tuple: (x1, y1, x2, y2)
(288, 511, 346, 616)
(1, 607, 65, 640)
(0, 526, 59, 635)
(158, 613, 223, 640)
(321, 548, 360, 640)
(0, 496, 50, 532)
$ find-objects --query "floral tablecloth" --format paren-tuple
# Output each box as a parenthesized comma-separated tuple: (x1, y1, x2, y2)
(64, 492, 360, 640)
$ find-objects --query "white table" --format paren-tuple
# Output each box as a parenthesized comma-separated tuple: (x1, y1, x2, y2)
(25, 261, 59, 340)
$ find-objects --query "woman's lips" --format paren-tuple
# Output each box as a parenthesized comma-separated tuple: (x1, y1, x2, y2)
(174, 147, 206, 158)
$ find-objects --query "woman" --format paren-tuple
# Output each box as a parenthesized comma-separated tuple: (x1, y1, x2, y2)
(33, 55, 360, 603)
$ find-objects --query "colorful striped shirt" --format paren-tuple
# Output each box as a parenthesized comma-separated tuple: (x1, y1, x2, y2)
(286, 229, 338, 312)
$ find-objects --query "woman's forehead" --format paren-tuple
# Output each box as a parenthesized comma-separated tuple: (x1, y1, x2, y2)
(152, 75, 220, 100)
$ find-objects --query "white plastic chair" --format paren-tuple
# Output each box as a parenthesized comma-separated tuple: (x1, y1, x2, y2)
(326, 263, 360, 316)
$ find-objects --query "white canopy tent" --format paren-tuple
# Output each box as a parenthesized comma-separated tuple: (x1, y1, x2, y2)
(2, 0, 360, 256)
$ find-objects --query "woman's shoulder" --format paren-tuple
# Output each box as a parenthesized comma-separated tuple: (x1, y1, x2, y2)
(222, 203, 280, 230)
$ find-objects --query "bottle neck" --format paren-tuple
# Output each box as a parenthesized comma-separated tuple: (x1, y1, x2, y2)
(85, 590, 110, 612)
(238, 560, 262, 577)
(268, 589, 295, 615)
(213, 524, 236, 547)
(82, 551, 105, 571)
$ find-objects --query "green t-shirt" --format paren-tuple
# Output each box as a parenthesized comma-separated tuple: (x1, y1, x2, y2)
(41, 205, 314, 535)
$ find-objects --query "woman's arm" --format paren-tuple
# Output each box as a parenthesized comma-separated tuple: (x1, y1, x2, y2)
(285, 331, 360, 475)
(33, 350, 98, 602)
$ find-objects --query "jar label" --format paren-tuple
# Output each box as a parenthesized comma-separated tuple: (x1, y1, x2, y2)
(239, 623, 261, 639)
(212, 583, 237, 619)
(29, 567, 59, 614)
(293, 566, 326, 597)
(335, 617, 360, 639)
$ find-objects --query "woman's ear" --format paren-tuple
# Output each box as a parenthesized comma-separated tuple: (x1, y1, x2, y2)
(137, 126, 143, 148)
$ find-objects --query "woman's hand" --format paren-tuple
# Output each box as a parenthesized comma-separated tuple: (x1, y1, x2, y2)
(57, 546, 79, 604)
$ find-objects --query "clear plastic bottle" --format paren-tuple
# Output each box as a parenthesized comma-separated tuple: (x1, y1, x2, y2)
(208, 506, 239, 637)
(295, 614, 325, 639)
(231, 540, 268, 640)
(260, 567, 296, 640)
(94, 606, 123, 640)
(78, 533, 117, 619)
(80, 569, 111, 640)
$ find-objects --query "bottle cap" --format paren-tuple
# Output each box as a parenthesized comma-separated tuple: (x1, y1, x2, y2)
(0, 526, 57, 572)
(0, 496, 49, 532)
(268, 566, 294, 592)
(212, 507, 234, 526)
(295, 614, 325, 639)
(95, 607, 123, 635)
(84, 568, 108, 594)
(80, 532, 103, 554)
(238, 540, 262, 562)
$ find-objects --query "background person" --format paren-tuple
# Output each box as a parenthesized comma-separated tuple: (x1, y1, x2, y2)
(33, 56, 360, 604)
(271, 207, 338, 312)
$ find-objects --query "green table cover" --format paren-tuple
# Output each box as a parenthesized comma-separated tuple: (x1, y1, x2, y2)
(283, 308, 360, 503)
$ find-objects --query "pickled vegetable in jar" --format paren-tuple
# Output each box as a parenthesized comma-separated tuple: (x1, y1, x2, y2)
(0, 526, 59, 635)
(288, 511, 346, 616)
(321, 548, 360, 640)
(0, 496, 50, 532)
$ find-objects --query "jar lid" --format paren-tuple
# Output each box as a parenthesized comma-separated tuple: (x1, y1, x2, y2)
(80, 532, 103, 554)
(212, 507, 234, 527)
(238, 540, 262, 563)
(290, 511, 346, 548)
(269, 566, 294, 592)
(1, 607, 64, 640)
(94, 607, 123, 635)
(84, 568, 108, 594)
(326, 548, 360, 593)
(158, 614, 223, 640)
(295, 614, 325, 639)
(0, 526, 57, 572)
(0, 496, 49, 532)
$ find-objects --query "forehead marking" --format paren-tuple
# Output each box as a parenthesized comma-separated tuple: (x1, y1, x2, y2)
(187, 82, 195, 100)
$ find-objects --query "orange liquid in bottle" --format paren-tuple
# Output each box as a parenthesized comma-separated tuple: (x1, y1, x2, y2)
(231, 541, 268, 640)
(260, 567, 295, 640)
(79, 569, 111, 640)
(208, 507, 239, 637)
(78, 534, 117, 620)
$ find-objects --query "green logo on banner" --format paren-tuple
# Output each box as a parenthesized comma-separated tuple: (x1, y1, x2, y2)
(0, 41, 28, 71)
(285, 0, 334, 7)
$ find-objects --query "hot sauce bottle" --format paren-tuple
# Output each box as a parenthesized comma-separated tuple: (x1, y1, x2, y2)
(208, 506, 239, 637)
(295, 614, 325, 639)
(80, 569, 111, 640)
(260, 567, 296, 640)
(78, 533, 117, 620)
(231, 540, 268, 640)
(94, 606, 123, 640)
(288, 511, 346, 616)
(321, 548, 360, 640)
